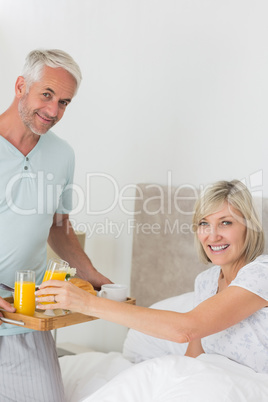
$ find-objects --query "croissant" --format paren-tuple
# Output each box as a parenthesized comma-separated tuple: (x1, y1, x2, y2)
(69, 277, 97, 296)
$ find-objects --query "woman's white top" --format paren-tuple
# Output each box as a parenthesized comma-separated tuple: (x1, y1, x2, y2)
(194, 255, 268, 373)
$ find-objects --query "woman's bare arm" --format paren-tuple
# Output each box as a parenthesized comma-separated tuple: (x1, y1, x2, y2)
(36, 282, 268, 344)
(185, 338, 204, 357)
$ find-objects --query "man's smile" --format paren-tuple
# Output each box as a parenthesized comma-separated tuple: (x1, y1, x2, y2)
(36, 112, 57, 124)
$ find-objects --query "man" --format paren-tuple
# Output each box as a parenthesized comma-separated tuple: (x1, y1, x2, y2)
(0, 49, 112, 401)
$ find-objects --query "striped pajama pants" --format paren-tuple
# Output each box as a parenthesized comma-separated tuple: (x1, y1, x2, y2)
(0, 331, 65, 402)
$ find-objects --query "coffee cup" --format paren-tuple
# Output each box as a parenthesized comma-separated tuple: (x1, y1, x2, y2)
(98, 284, 128, 302)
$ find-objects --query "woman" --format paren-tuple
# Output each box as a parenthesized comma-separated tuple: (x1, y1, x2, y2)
(36, 180, 268, 373)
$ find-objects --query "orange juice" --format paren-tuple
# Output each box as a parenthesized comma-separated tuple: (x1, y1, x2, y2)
(42, 270, 67, 282)
(14, 281, 36, 316)
(41, 269, 67, 304)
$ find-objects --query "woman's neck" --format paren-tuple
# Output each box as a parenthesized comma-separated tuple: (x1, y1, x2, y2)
(218, 259, 246, 291)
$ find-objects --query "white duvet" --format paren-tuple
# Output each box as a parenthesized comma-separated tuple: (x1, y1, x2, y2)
(60, 352, 268, 402)
(59, 293, 268, 401)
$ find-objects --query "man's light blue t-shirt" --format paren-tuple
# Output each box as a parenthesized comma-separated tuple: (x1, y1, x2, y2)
(0, 131, 75, 335)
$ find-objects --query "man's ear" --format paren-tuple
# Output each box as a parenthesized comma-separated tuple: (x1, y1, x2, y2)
(15, 76, 27, 98)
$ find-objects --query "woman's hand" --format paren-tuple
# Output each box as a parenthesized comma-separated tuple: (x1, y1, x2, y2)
(35, 280, 94, 314)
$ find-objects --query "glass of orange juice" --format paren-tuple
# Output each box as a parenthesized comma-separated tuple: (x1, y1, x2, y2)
(14, 270, 36, 316)
(41, 258, 69, 304)
(43, 258, 69, 282)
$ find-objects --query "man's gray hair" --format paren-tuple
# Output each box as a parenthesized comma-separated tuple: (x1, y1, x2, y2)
(21, 49, 82, 94)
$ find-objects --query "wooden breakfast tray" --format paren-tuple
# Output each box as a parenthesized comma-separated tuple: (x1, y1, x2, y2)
(1, 297, 136, 331)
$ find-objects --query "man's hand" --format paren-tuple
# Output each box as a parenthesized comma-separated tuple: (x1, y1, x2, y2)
(0, 297, 16, 324)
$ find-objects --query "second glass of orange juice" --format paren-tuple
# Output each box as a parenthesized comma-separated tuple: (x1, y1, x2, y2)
(43, 258, 69, 282)
(41, 258, 69, 304)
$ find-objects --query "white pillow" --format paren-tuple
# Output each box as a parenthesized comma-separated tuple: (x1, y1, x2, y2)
(122, 292, 194, 363)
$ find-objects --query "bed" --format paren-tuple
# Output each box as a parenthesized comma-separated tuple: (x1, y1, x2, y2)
(59, 183, 268, 401)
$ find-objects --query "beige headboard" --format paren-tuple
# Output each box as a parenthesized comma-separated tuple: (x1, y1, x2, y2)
(130, 184, 268, 307)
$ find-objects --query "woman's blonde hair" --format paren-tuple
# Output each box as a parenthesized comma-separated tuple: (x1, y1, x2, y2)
(193, 180, 264, 264)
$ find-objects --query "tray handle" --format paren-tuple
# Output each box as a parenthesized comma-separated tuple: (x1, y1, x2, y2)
(0, 317, 25, 326)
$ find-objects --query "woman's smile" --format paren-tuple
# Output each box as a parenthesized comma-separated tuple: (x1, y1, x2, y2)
(197, 201, 246, 270)
(209, 244, 229, 252)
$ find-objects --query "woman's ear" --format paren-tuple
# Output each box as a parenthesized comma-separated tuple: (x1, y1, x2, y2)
(15, 76, 26, 98)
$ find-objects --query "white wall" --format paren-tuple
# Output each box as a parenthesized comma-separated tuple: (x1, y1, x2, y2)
(1, 0, 268, 352)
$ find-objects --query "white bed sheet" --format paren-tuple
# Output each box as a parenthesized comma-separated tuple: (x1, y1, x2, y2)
(60, 351, 133, 402)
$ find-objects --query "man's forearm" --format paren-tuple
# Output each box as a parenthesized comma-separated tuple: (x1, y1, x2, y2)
(48, 214, 112, 288)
